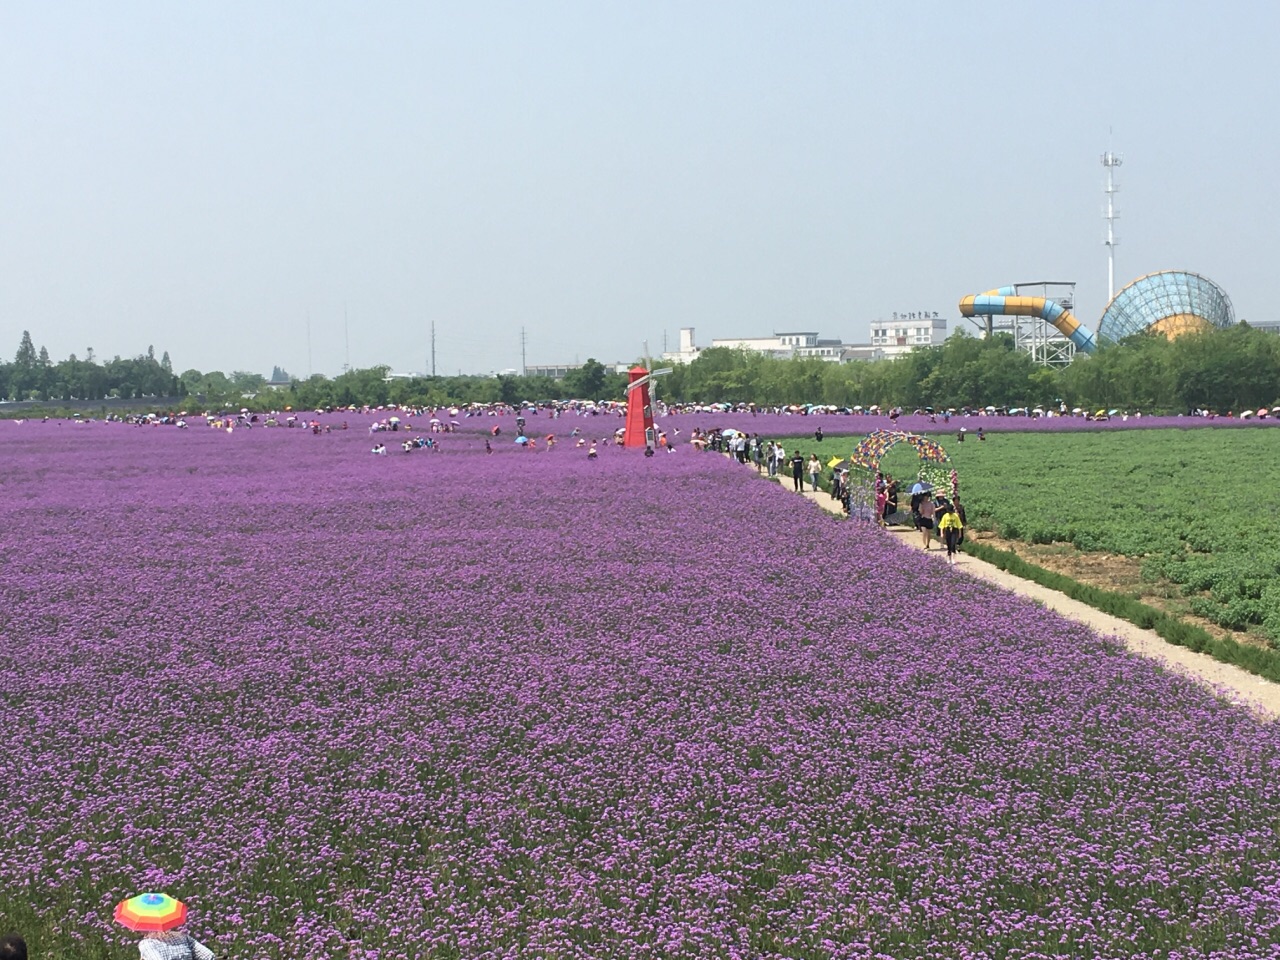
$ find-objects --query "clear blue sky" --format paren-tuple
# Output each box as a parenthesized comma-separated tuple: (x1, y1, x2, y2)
(2, 1, 1275, 377)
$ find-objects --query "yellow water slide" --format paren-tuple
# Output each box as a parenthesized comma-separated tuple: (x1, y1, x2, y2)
(959, 287, 1099, 354)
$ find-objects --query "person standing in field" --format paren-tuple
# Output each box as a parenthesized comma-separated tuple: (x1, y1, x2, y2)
(138, 929, 215, 960)
(807, 454, 821, 493)
(790, 450, 806, 491)
(939, 503, 964, 565)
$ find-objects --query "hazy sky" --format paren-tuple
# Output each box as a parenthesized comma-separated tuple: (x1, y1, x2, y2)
(2, 1, 1276, 377)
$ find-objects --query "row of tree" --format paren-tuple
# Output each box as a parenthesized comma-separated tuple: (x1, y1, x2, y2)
(4, 323, 1279, 413)
(660, 323, 1280, 413)
(0, 332, 183, 402)
(279, 359, 629, 409)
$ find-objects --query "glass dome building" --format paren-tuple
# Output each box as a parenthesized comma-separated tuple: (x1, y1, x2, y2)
(1098, 270, 1236, 342)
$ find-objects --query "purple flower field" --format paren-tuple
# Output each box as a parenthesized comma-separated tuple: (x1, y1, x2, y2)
(4, 422, 1280, 958)
(373, 409, 1276, 441)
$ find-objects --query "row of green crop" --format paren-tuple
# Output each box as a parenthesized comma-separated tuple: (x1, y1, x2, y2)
(898, 430, 1280, 646)
(800, 428, 1280, 646)
(961, 540, 1280, 685)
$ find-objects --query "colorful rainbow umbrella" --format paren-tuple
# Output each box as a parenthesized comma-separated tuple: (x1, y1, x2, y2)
(114, 892, 188, 932)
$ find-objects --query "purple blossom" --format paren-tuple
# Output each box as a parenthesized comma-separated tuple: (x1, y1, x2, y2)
(2, 419, 1280, 958)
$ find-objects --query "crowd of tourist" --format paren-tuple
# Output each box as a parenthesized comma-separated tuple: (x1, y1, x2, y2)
(702, 428, 968, 562)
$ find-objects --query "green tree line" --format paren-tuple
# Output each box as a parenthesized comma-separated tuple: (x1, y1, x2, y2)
(280, 358, 627, 410)
(0, 332, 183, 402)
(5, 325, 1278, 413)
(661, 323, 1280, 413)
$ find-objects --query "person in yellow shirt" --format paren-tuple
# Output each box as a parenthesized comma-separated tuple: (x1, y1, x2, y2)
(938, 506, 964, 566)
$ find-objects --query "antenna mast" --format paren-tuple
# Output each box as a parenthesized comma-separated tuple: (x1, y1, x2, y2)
(1102, 150, 1123, 302)
(431, 321, 436, 377)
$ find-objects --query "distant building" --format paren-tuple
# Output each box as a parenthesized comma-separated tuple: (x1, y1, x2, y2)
(871, 317, 947, 358)
(664, 326, 883, 364)
(662, 328, 703, 364)
(840, 345, 886, 362)
(1249, 320, 1280, 335)
(525, 363, 581, 380)
(521, 362, 633, 380)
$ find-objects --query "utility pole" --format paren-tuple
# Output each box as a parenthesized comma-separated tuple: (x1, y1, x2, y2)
(662, 330, 668, 354)
(343, 304, 351, 373)
(431, 321, 436, 376)
(520, 327, 527, 376)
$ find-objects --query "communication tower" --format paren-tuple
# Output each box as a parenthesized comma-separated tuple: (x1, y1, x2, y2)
(1102, 151, 1122, 301)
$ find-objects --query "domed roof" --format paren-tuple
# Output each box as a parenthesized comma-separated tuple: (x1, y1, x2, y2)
(1098, 270, 1235, 342)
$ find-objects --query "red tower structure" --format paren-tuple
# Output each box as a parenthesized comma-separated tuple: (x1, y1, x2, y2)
(622, 364, 672, 448)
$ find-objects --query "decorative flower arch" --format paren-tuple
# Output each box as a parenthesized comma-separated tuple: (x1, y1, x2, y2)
(845, 430, 957, 519)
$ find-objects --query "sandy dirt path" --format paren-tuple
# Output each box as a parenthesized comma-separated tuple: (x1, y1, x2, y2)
(776, 473, 1280, 720)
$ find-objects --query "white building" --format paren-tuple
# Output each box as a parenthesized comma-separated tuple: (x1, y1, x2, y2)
(662, 327, 703, 364)
(525, 363, 582, 380)
(839, 345, 886, 362)
(870, 316, 947, 358)
(664, 327, 870, 364)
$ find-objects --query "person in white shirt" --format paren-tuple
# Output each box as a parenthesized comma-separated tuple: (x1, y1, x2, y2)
(138, 929, 215, 960)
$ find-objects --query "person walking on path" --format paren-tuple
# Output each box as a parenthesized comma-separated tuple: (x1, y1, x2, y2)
(939, 503, 964, 565)
(917, 493, 937, 549)
(807, 454, 822, 493)
(952, 497, 967, 545)
(790, 450, 806, 491)
(883, 475, 899, 524)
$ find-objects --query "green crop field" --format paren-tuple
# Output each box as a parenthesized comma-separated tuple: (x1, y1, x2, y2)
(796, 428, 1280, 645)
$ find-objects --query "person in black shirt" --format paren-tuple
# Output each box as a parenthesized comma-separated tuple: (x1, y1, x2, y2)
(790, 451, 806, 491)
